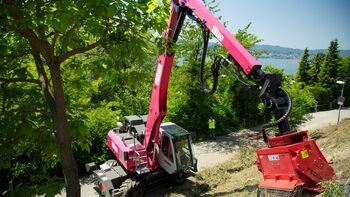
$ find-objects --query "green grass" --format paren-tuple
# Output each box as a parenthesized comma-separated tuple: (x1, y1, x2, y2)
(320, 180, 345, 197)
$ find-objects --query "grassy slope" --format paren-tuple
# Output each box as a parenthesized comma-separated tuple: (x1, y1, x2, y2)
(310, 118, 350, 196)
(167, 118, 350, 197)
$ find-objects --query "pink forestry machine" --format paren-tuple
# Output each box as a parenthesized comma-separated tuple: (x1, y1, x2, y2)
(86, 0, 335, 196)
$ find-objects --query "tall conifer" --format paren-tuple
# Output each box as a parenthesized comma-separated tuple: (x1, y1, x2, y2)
(295, 48, 310, 83)
(318, 39, 341, 99)
(308, 53, 325, 84)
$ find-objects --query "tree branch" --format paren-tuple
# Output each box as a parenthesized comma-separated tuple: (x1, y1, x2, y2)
(61, 24, 77, 54)
(52, 31, 60, 48)
(0, 78, 40, 84)
(4, 0, 53, 64)
(31, 48, 56, 112)
(58, 36, 105, 63)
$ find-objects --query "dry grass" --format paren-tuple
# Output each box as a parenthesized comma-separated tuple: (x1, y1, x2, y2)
(309, 118, 350, 197)
(197, 147, 260, 196)
(166, 118, 350, 197)
(165, 146, 261, 197)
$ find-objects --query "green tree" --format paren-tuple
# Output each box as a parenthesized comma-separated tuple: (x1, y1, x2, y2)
(338, 55, 350, 106)
(166, 0, 220, 135)
(308, 53, 325, 84)
(235, 22, 264, 56)
(1, 0, 167, 195)
(295, 48, 310, 83)
(318, 39, 341, 99)
(167, 15, 263, 136)
(308, 85, 331, 110)
(166, 1, 266, 135)
(338, 55, 350, 83)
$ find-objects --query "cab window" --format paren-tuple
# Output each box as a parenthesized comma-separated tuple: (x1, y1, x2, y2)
(161, 134, 173, 162)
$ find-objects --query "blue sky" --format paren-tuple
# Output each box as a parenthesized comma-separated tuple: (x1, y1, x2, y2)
(216, 0, 350, 49)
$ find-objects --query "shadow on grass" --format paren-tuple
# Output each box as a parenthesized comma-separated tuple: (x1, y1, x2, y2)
(146, 178, 210, 197)
(201, 183, 258, 197)
(147, 179, 258, 197)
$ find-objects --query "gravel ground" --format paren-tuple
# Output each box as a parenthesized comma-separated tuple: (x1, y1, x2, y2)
(55, 108, 350, 197)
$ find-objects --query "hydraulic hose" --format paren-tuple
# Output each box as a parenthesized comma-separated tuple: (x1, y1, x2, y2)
(218, 54, 253, 89)
(261, 87, 292, 130)
(199, 27, 219, 95)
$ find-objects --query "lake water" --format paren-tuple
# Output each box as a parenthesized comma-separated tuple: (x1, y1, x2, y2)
(258, 58, 299, 75)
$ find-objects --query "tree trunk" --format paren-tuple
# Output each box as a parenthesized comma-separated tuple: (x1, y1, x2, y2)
(32, 49, 80, 196)
(50, 63, 80, 197)
(5, 0, 82, 193)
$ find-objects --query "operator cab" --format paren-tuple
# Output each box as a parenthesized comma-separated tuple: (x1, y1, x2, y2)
(158, 123, 197, 175)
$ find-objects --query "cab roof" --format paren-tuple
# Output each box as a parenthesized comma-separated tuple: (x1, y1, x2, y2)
(160, 122, 190, 137)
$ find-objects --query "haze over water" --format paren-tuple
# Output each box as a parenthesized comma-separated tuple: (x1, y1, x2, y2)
(259, 58, 299, 75)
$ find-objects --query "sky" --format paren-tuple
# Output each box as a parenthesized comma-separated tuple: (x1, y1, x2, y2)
(216, 0, 350, 49)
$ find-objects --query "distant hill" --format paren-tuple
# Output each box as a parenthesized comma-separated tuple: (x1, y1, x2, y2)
(252, 44, 350, 59)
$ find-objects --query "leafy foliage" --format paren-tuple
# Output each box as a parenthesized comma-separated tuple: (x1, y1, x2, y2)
(290, 39, 350, 112)
(337, 55, 350, 106)
(166, 9, 263, 138)
(286, 83, 317, 127)
(235, 22, 265, 56)
(1, 0, 167, 195)
(339, 55, 350, 83)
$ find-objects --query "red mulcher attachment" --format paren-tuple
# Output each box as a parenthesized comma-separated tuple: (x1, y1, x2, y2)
(256, 130, 335, 193)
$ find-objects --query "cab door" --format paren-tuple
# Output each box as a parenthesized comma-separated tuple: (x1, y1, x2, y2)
(173, 135, 194, 171)
(158, 131, 177, 174)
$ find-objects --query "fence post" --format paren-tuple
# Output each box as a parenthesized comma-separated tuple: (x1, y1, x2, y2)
(314, 104, 318, 112)
(329, 102, 332, 110)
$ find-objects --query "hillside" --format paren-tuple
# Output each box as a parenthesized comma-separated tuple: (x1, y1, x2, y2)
(53, 111, 350, 197)
(253, 44, 350, 59)
(164, 118, 350, 196)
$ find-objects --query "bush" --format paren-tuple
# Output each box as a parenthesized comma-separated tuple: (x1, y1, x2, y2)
(286, 82, 317, 127)
(308, 85, 332, 110)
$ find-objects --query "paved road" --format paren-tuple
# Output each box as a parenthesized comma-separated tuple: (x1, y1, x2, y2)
(299, 108, 350, 130)
(55, 108, 350, 197)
